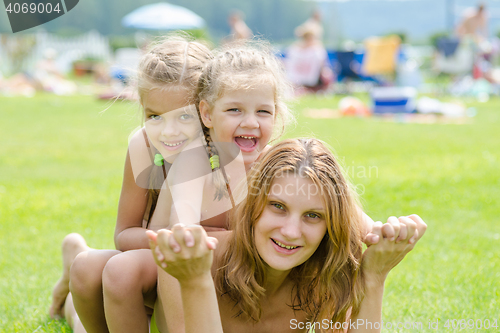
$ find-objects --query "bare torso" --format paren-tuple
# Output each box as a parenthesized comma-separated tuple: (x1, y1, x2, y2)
(217, 289, 309, 333)
(457, 10, 487, 38)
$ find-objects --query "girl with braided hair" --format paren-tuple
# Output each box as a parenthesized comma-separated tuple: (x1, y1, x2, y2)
(49, 35, 214, 332)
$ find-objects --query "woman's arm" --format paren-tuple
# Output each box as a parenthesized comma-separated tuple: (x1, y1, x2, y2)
(148, 226, 224, 333)
(348, 215, 427, 333)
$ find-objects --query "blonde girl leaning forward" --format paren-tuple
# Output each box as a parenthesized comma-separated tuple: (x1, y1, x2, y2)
(102, 41, 298, 333)
(49, 36, 213, 332)
(149, 138, 427, 333)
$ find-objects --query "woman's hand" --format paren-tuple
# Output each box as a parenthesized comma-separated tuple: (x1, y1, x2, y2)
(147, 224, 218, 286)
(361, 214, 427, 283)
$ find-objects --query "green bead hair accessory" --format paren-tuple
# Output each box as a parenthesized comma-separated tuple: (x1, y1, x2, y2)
(210, 155, 220, 170)
(154, 154, 164, 166)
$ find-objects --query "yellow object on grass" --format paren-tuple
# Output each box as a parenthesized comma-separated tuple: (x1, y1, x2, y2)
(362, 35, 401, 75)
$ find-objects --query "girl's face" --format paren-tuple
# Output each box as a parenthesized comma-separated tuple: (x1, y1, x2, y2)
(143, 88, 202, 163)
(199, 83, 275, 167)
(254, 173, 327, 274)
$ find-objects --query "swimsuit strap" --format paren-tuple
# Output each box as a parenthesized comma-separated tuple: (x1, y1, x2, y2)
(142, 128, 167, 228)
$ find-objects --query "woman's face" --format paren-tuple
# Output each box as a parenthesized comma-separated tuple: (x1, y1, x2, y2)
(254, 173, 327, 273)
(143, 88, 202, 164)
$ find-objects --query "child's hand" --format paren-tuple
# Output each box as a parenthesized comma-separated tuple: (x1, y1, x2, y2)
(146, 225, 218, 285)
(361, 215, 427, 282)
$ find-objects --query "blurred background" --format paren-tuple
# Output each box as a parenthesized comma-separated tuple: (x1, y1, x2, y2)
(1, 0, 500, 110)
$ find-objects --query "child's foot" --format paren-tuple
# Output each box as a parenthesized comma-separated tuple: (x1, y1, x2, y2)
(49, 233, 90, 319)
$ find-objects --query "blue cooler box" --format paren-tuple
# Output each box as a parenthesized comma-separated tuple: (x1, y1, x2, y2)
(371, 87, 417, 114)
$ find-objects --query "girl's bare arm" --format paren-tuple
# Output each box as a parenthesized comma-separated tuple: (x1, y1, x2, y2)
(114, 131, 151, 251)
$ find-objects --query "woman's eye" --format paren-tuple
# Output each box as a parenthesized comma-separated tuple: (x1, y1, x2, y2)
(271, 202, 285, 210)
(305, 212, 321, 219)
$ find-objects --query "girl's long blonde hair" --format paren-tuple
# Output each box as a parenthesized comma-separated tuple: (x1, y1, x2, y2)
(216, 138, 365, 330)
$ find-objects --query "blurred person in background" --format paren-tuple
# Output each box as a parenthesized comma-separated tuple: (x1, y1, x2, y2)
(285, 22, 333, 93)
(295, 10, 323, 43)
(33, 48, 77, 95)
(228, 10, 253, 41)
(0, 71, 36, 97)
(456, 3, 488, 42)
(455, 3, 498, 83)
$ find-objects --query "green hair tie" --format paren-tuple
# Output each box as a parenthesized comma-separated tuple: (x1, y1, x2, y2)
(154, 153, 164, 166)
(210, 155, 220, 170)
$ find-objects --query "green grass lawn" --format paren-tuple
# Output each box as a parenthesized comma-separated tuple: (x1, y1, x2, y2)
(1, 93, 499, 332)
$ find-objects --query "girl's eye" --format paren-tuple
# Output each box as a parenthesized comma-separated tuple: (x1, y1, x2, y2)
(305, 212, 321, 219)
(227, 108, 240, 112)
(258, 109, 272, 115)
(149, 114, 161, 121)
(180, 113, 194, 121)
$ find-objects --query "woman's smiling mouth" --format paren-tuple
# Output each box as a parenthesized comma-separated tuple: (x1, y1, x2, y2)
(271, 238, 302, 254)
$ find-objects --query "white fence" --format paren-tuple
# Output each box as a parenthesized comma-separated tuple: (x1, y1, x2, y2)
(0, 30, 112, 76)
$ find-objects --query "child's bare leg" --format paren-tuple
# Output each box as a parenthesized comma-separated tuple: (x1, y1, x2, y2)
(63, 292, 87, 333)
(70, 249, 121, 333)
(103, 249, 158, 333)
(50, 233, 90, 319)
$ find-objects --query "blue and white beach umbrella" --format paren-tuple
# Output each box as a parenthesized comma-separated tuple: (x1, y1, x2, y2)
(122, 2, 205, 30)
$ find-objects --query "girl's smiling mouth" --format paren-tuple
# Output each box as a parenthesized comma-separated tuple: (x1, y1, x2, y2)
(162, 140, 187, 151)
(234, 135, 258, 152)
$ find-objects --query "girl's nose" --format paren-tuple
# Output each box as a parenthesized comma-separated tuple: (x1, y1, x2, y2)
(161, 120, 180, 136)
(240, 113, 259, 129)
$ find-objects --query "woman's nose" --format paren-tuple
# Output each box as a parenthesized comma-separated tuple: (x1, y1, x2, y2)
(280, 217, 301, 240)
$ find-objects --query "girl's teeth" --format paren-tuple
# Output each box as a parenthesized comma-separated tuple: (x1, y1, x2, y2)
(238, 136, 255, 139)
(163, 141, 183, 147)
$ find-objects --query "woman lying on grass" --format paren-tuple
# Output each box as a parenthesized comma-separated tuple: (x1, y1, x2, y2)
(147, 138, 427, 333)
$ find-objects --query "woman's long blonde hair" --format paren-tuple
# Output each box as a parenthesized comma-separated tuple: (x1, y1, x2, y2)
(216, 138, 365, 329)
